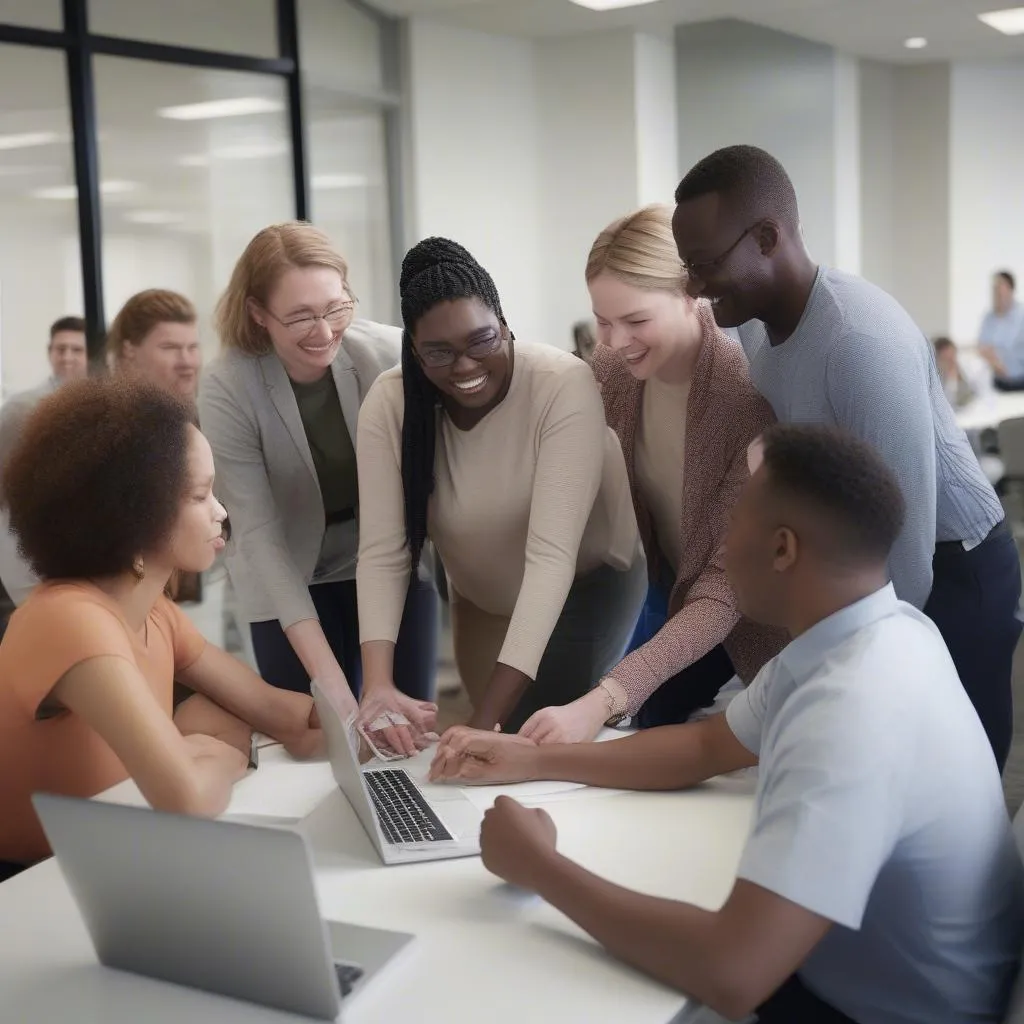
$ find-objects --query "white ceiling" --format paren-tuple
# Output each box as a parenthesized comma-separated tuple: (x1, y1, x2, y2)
(371, 0, 1024, 63)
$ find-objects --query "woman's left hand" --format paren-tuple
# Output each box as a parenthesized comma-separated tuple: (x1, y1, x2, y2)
(518, 689, 609, 745)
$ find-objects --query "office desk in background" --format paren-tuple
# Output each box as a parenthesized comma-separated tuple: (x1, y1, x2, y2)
(955, 391, 1024, 432)
(0, 743, 756, 1024)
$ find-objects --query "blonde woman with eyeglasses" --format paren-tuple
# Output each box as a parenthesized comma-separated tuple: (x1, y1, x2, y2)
(199, 223, 439, 748)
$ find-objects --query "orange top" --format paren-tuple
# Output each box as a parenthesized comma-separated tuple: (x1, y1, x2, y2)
(0, 581, 207, 865)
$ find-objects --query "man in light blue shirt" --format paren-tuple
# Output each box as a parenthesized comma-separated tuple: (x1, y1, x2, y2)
(429, 424, 1024, 1024)
(670, 144, 1020, 772)
(979, 270, 1024, 385)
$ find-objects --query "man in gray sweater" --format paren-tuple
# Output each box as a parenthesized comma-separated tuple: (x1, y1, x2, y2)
(671, 144, 1018, 771)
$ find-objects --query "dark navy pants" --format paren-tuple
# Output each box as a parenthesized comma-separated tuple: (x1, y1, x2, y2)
(250, 576, 438, 701)
(924, 519, 1020, 772)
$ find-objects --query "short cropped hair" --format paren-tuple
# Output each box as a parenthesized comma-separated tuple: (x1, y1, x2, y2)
(760, 424, 905, 563)
(3, 377, 196, 580)
(933, 336, 955, 354)
(675, 145, 799, 228)
(49, 315, 85, 341)
(996, 270, 1016, 292)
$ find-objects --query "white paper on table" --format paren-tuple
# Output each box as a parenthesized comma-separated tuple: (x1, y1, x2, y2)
(221, 749, 336, 822)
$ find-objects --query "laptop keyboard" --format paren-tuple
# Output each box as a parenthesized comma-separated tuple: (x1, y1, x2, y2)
(364, 768, 454, 845)
(334, 961, 364, 997)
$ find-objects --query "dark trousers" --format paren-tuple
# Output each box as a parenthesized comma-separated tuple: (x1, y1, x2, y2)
(250, 576, 438, 701)
(626, 560, 737, 729)
(923, 519, 1021, 771)
(756, 975, 858, 1023)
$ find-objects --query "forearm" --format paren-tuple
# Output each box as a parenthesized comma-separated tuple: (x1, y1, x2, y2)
(532, 717, 753, 791)
(284, 618, 346, 684)
(529, 851, 733, 1011)
(360, 640, 396, 692)
(469, 662, 532, 730)
(183, 748, 248, 817)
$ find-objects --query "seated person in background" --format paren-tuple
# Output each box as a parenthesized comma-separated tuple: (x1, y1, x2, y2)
(979, 269, 1024, 389)
(934, 335, 993, 409)
(571, 320, 597, 363)
(0, 377, 323, 876)
(357, 237, 646, 745)
(430, 424, 1024, 1024)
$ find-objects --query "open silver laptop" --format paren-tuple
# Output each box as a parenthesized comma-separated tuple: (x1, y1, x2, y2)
(32, 792, 414, 1021)
(311, 680, 482, 865)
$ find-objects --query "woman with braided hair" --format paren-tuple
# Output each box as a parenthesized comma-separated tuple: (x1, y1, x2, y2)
(356, 237, 647, 738)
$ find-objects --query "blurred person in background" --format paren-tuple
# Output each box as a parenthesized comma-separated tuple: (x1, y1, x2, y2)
(978, 270, 1024, 390)
(108, 289, 204, 603)
(106, 289, 202, 402)
(571, 320, 597, 363)
(0, 316, 89, 614)
(934, 336, 993, 411)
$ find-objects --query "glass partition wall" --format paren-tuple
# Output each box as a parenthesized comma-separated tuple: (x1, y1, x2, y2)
(0, 0, 401, 392)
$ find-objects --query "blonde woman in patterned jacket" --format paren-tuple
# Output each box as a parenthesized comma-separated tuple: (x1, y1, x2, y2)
(520, 206, 787, 744)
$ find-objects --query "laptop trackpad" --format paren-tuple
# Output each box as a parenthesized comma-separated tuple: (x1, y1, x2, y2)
(438, 798, 484, 841)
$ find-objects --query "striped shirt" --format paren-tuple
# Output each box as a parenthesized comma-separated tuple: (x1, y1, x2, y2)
(737, 267, 1003, 609)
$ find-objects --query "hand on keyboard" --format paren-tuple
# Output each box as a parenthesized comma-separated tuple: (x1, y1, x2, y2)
(358, 685, 439, 758)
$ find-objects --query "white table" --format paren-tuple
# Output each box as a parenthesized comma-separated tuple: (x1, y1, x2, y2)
(0, 743, 756, 1024)
(955, 391, 1024, 432)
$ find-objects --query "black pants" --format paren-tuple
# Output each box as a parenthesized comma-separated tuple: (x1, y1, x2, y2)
(757, 975, 858, 1023)
(634, 642, 736, 729)
(923, 519, 1021, 771)
(250, 576, 438, 700)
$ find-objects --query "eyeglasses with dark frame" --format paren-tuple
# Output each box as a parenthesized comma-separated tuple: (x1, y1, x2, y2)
(264, 299, 358, 339)
(417, 331, 503, 369)
(680, 221, 763, 278)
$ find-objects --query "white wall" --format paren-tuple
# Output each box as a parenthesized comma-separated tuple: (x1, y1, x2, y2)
(405, 18, 544, 347)
(535, 30, 640, 348)
(405, 21, 667, 350)
(859, 60, 896, 294)
(675, 20, 843, 266)
(950, 60, 1024, 345)
(634, 32, 679, 208)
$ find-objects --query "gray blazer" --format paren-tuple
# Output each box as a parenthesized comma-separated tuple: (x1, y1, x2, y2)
(198, 319, 401, 628)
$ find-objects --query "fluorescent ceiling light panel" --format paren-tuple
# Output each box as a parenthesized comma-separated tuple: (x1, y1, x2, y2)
(978, 7, 1024, 34)
(159, 97, 284, 121)
(312, 173, 369, 190)
(568, 0, 663, 8)
(903, 36, 928, 49)
(30, 180, 138, 200)
(0, 131, 60, 151)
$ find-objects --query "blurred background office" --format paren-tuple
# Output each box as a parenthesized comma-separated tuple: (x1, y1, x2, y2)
(3, 0, 1024, 785)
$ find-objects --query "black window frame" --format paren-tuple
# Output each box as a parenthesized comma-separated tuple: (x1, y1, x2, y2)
(0, 0, 402, 357)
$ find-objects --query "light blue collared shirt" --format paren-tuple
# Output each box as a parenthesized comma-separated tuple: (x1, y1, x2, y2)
(726, 585, 1024, 1024)
(980, 301, 1024, 379)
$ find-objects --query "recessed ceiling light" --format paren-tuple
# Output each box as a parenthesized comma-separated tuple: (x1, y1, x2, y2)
(978, 7, 1024, 34)
(568, 0, 662, 9)
(158, 97, 284, 121)
(125, 210, 183, 225)
(0, 131, 61, 151)
(30, 180, 139, 200)
(904, 36, 928, 49)
(312, 173, 369, 190)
